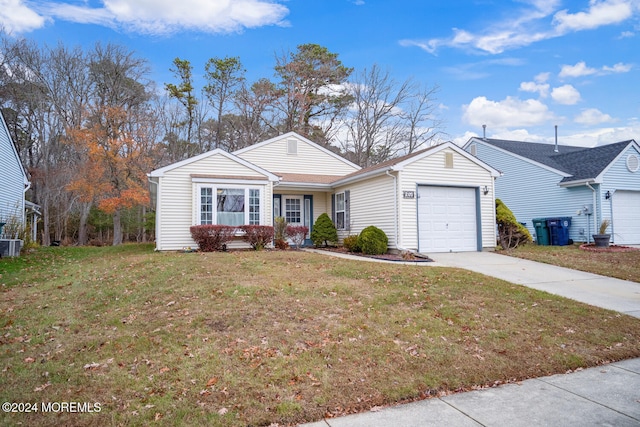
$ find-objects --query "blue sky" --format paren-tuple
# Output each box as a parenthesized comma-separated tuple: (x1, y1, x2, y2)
(2, 0, 639, 147)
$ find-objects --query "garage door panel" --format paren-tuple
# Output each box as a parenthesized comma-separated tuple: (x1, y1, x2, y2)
(418, 186, 478, 253)
(612, 191, 640, 244)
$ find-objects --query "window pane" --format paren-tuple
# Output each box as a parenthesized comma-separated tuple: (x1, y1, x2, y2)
(249, 189, 260, 225)
(336, 212, 345, 230)
(336, 193, 345, 211)
(285, 198, 301, 224)
(200, 188, 213, 225)
(217, 188, 244, 226)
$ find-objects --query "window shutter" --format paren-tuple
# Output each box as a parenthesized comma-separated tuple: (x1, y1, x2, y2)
(344, 190, 350, 231)
(331, 193, 336, 223)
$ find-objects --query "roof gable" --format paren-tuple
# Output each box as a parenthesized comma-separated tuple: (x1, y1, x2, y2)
(233, 132, 361, 172)
(148, 148, 279, 180)
(332, 141, 500, 186)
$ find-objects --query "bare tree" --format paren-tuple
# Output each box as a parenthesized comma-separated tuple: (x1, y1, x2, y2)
(339, 64, 413, 167)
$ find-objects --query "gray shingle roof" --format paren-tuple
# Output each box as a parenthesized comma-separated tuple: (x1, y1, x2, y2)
(480, 138, 635, 183)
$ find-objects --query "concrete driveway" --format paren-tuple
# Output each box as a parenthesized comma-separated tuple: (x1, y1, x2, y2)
(430, 251, 640, 318)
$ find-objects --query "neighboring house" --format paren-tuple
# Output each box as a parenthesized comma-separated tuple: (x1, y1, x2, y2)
(0, 111, 30, 239)
(464, 137, 640, 245)
(149, 132, 500, 253)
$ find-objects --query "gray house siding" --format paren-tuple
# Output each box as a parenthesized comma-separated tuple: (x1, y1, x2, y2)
(0, 113, 27, 229)
(472, 142, 591, 243)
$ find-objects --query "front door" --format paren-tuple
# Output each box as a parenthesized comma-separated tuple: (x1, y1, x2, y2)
(277, 195, 312, 245)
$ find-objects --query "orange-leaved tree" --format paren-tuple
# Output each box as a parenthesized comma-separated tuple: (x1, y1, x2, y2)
(67, 105, 152, 245)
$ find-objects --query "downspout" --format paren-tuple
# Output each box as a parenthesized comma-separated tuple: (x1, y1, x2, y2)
(386, 170, 404, 252)
(23, 181, 31, 233)
(147, 177, 160, 250)
(585, 182, 597, 243)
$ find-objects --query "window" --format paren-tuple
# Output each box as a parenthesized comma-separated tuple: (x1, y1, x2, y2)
(249, 189, 260, 225)
(285, 197, 301, 224)
(200, 188, 213, 224)
(217, 188, 245, 226)
(335, 192, 345, 229)
(198, 186, 260, 226)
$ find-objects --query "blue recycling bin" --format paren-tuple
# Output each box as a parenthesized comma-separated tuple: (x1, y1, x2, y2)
(546, 217, 572, 246)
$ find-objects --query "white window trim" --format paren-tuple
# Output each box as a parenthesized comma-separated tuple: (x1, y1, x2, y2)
(195, 183, 264, 226)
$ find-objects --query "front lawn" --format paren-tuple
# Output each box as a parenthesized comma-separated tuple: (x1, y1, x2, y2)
(502, 244, 640, 282)
(2, 245, 640, 426)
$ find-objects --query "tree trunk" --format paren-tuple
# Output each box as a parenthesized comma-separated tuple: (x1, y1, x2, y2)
(112, 209, 123, 246)
(42, 199, 51, 246)
(78, 201, 92, 245)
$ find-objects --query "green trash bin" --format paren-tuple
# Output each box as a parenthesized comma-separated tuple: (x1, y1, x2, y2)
(532, 218, 550, 246)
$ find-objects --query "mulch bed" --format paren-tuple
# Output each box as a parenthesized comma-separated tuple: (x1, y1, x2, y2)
(316, 246, 434, 262)
(579, 243, 640, 253)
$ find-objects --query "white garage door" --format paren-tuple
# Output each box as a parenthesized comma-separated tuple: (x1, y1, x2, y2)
(418, 186, 478, 253)
(612, 190, 640, 244)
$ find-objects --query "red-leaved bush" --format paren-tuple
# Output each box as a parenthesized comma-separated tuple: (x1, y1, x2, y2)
(285, 225, 308, 249)
(190, 225, 237, 252)
(240, 225, 274, 250)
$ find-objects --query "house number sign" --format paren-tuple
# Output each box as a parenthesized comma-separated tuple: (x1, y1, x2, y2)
(402, 191, 415, 199)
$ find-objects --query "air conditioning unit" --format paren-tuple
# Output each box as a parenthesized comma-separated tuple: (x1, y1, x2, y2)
(0, 239, 22, 257)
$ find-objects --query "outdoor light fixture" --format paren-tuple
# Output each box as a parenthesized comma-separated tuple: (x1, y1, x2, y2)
(605, 190, 611, 200)
(483, 185, 489, 195)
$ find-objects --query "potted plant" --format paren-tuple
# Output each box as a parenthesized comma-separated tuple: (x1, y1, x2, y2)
(592, 219, 611, 248)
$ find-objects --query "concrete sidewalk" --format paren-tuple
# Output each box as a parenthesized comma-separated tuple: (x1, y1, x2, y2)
(303, 358, 640, 427)
(300, 249, 640, 426)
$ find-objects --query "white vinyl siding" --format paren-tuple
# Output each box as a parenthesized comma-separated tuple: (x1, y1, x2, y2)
(334, 174, 396, 247)
(0, 114, 27, 230)
(602, 145, 640, 244)
(236, 135, 359, 176)
(155, 153, 272, 251)
(399, 148, 495, 251)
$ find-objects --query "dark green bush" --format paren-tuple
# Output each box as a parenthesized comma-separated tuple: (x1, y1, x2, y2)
(310, 213, 338, 247)
(357, 226, 388, 255)
(496, 198, 532, 250)
(342, 234, 360, 252)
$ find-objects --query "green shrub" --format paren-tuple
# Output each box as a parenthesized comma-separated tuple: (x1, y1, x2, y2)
(496, 198, 532, 250)
(357, 226, 388, 255)
(342, 234, 360, 252)
(310, 213, 338, 247)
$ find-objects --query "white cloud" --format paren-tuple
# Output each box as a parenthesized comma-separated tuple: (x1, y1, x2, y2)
(602, 62, 633, 73)
(402, 0, 638, 55)
(0, 0, 48, 33)
(553, 0, 634, 33)
(462, 96, 556, 128)
(519, 72, 551, 97)
(559, 61, 597, 78)
(574, 108, 615, 125)
(34, 0, 289, 35)
(551, 84, 581, 104)
(559, 60, 633, 78)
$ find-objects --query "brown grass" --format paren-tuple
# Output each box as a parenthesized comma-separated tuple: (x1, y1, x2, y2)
(1, 244, 640, 426)
(502, 244, 640, 282)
